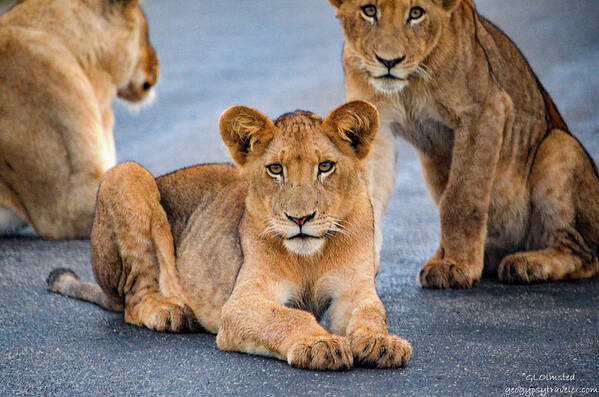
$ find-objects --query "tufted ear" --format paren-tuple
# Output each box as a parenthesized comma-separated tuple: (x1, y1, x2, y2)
(329, 0, 343, 8)
(219, 106, 276, 167)
(323, 101, 379, 160)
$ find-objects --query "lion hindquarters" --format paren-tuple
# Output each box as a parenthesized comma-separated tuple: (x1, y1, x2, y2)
(499, 129, 599, 283)
(90, 162, 199, 332)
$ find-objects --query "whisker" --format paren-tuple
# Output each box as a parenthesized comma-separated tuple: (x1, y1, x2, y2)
(260, 218, 283, 238)
(328, 217, 358, 239)
(330, 217, 354, 229)
(331, 223, 351, 234)
(414, 63, 433, 81)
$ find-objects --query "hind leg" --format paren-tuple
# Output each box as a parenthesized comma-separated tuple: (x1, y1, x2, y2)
(499, 130, 599, 283)
(499, 247, 597, 284)
(92, 162, 199, 332)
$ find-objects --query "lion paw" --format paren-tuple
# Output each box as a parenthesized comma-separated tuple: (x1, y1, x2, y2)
(287, 335, 353, 371)
(419, 259, 479, 289)
(350, 333, 412, 368)
(498, 254, 550, 284)
(129, 297, 201, 333)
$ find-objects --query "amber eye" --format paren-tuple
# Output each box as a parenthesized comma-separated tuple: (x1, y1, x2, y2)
(318, 161, 335, 174)
(408, 6, 425, 21)
(361, 5, 378, 20)
(266, 164, 283, 176)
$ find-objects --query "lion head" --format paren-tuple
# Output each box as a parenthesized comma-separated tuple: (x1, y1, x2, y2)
(10, 0, 159, 103)
(330, 0, 465, 94)
(111, 0, 159, 103)
(220, 101, 379, 256)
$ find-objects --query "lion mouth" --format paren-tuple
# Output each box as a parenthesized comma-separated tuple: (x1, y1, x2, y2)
(288, 232, 322, 240)
(374, 73, 405, 81)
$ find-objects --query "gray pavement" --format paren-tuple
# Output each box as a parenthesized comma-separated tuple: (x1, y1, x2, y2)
(1, 1, 598, 395)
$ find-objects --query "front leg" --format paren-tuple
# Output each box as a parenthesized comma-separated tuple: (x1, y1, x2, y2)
(419, 90, 511, 289)
(365, 122, 398, 274)
(216, 275, 353, 371)
(327, 274, 412, 368)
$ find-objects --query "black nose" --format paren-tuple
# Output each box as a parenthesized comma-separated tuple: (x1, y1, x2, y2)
(286, 212, 316, 226)
(375, 54, 406, 69)
(142, 81, 152, 91)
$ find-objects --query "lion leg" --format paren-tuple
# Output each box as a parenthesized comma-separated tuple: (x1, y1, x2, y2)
(91, 162, 199, 332)
(327, 273, 412, 369)
(499, 248, 597, 284)
(499, 130, 599, 283)
(217, 272, 353, 371)
(366, 124, 397, 273)
(418, 151, 450, 206)
(419, 90, 509, 289)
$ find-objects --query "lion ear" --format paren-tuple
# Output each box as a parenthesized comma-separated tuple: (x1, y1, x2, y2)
(441, 0, 462, 12)
(323, 101, 379, 160)
(219, 106, 276, 167)
(108, 0, 141, 9)
(329, 0, 343, 8)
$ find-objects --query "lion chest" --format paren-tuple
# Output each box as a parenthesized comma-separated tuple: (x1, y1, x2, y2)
(285, 284, 332, 323)
(389, 119, 454, 166)
(379, 99, 455, 164)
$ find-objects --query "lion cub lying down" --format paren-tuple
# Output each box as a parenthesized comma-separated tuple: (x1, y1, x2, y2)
(48, 101, 412, 370)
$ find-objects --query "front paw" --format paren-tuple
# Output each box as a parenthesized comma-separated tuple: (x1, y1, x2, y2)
(419, 258, 480, 289)
(350, 333, 412, 368)
(287, 335, 353, 371)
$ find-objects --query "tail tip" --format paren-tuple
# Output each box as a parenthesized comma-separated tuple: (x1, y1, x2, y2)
(47, 268, 79, 291)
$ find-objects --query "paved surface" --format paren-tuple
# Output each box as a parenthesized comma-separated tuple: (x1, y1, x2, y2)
(1, 1, 598, 396)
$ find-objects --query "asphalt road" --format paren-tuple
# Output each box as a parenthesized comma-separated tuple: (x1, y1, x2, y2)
(1, 1, 598, 396)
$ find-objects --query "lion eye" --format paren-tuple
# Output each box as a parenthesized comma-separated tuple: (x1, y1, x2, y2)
(361, 5, 378, 20)
(408, 6, 425, 21)
(318, 161, 335, 174)
(266, 164, 283, 176)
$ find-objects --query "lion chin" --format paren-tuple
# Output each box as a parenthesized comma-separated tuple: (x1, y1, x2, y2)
(119, 88, 157, 115)
(283, 238, 326, 256)
(369, 77, 409, 95)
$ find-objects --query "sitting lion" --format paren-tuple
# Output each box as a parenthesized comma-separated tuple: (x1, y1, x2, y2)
(47, 101, 412, 371)
(0, 0, 158, 239)
(329, 0, 599, 288)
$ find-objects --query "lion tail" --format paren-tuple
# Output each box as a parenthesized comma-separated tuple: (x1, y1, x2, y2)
(47, 268, 124, 312)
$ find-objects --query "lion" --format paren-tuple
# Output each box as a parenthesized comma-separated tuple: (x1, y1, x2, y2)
(0, 0, 158, 239)
(329, 0, 599, 288)
(47, 101, 413, 371)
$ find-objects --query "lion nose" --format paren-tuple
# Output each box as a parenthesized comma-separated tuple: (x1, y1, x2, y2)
(375, 54, 406, 69)
(286, 212, 316, 226)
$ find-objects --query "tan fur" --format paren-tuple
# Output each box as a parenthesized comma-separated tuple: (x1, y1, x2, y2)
(0, 0, 158, 239)
(48, 101, 412, 371)
(331, 0, 599, 288)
